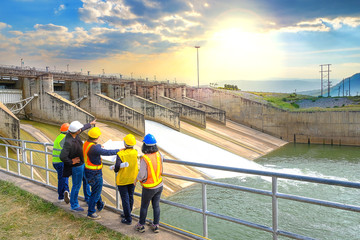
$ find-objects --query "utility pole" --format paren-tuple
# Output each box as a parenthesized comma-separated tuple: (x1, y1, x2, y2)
(195, 46, 200, 88)
(349, 77, 351, 96)
(320, 64, 331, 97)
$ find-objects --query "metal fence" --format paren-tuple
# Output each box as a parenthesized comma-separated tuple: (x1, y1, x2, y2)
(0, 137, 359, 240)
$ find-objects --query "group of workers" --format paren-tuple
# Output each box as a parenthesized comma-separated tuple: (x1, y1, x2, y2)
(52, 120, 163, 233)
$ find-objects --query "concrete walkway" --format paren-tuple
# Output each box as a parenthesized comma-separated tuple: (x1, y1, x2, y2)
(0, 170, 192, 240)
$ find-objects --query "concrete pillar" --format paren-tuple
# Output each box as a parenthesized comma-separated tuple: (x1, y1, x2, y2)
(107, 84, 124, 100)
(70, 81, 88, 101)
(89, 78, 101, 95)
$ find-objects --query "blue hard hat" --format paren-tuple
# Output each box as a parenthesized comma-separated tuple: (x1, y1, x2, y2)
(143, 134, 157, 146)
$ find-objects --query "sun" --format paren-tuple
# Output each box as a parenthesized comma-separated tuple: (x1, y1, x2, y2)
(201, 16, 285, 80)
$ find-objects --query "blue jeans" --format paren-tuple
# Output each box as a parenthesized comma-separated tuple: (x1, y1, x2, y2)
(70, 164, 90, 209)
(53, 162, 69, 200)
(85, 170, 104, 216)
(139, 186, 163, 225)
(118, 184, 135, 222)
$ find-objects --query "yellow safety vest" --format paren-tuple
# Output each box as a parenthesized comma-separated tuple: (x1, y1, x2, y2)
(52, 133, 66, 163)
(141, 152, 162, 188)
(83, 141, 103, 170)
(116, 148, 139, 186)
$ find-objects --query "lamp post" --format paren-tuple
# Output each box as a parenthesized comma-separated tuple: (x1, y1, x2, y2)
(20, 58, 24, 68)
(67, 64, 69, 72)
(195, 46, 200, 88)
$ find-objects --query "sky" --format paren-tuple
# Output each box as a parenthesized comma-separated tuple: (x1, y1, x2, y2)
(1, 0, 360, 86)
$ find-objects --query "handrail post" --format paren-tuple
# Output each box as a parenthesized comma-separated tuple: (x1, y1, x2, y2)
(272, 176, 278, 240)
(45, 144, 49, 185)
(30, 151, 34, 180)
(17, 147, 21, 175)
(202, 183, 208, 238)
(115, 173, 120, 209)
(6, 146, 9, 171)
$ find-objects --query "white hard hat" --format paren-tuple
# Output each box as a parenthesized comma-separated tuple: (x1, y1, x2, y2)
(68, 121, 84, 133)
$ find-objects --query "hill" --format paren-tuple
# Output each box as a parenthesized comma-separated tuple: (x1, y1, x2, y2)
(217, 79, 320, 93)
(327, 73, 360, 97)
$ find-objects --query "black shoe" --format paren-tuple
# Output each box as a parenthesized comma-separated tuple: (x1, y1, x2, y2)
(64, 191, 70, 204)
(120, 213, 125, 218)
(88, 213, 101, 220)
(121, 218, 132, 225)
(135, 223, 145, 232)
(150, 224, 159, 233)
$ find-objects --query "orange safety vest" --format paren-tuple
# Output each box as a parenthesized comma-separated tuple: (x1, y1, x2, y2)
(141, 152, 162, 188)
(83, 141, 103, 170)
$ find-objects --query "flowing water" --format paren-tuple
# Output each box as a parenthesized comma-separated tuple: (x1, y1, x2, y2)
(145, 121, 360, 240)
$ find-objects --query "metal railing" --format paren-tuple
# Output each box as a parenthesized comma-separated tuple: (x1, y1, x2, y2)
(0, 137, 359, 240)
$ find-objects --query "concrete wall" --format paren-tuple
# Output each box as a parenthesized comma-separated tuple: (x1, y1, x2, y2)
(181, 96, 226, 124)
(23, 74, 94, 125)
(0, 102, 20, 142)
(83, 94, 145, 135)
(121, 95, 180, 131)
(157, 96, 206, 128)
(187, 87, 360, 145)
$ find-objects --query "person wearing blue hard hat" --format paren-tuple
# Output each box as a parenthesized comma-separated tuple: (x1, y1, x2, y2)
(135, 133, 163, 233)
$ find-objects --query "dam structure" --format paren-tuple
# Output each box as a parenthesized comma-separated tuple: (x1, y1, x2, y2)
(1, 64, 360, 149)
(0, 65, 360, 239)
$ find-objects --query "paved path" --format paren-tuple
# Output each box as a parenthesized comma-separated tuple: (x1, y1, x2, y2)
(0, 170, 192, 240)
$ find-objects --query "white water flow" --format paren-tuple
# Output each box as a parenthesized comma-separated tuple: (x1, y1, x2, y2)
(145, 120, 265, 179)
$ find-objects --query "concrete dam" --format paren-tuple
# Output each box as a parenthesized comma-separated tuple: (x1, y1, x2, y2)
(0, 65, 286, 160)
(1, 64, 360, 150)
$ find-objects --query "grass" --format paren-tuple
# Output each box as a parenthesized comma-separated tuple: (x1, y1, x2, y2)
(0, 180, 137, 240)
(249, 92, 360, 111)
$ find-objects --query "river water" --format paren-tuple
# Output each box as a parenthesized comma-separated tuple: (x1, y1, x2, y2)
(145, 120, 360, 240)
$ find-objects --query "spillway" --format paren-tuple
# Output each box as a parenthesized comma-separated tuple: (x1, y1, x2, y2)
(145, 120, 265, 178)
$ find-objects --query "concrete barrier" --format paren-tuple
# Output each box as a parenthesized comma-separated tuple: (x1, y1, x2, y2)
(121, 95, 180, 131)
(82, 94, 145, 135)
(22, 74, 94, 125)
(187, 87, 360, 146)
(181, 96, 226, 124)
(157, 96, 206, 128)
(0, 102, 20, 142)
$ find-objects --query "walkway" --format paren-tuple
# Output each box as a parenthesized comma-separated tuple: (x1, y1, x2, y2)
(0, 170, 191, 240)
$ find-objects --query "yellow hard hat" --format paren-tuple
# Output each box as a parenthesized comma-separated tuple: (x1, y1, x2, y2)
(124, 134, 136, 146)
(88, 127, 101, 139)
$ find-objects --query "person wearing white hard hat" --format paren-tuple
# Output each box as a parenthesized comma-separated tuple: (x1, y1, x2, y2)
(60, 119, 96, 212)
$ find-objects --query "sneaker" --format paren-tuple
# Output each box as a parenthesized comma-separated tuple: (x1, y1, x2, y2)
(150, 224, 159, 233)
(88, 213, 101, 220)
(64, 191, 70, 204)
(121, 218, 132, 225)
(71, 207, 84, 212)
(57, 199, 64, 203)
(135, 223, 145, 233)
(97, 201, 106, 212)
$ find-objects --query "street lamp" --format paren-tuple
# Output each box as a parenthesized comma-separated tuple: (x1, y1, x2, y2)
(67, 64, 69, 72)
(20, 58, 24, 68)
(195, 46, 200, 88)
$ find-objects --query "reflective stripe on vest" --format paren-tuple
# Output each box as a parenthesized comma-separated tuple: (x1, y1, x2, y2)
(52, 133, 66, 163)
(83, 141, 103, 170)
(141, 152, 162, 188)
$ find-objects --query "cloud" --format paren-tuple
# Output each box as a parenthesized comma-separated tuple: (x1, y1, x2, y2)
(0, 22, 11, 30)
(55, 4, 66, 15)
(278, 17, 360, 33)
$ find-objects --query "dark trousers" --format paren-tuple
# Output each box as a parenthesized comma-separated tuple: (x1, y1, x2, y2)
(85, 171, 104, 216)
(118, 184, 135, 222)
(53, 162, 69, 200)
(139, 186, 163, 225)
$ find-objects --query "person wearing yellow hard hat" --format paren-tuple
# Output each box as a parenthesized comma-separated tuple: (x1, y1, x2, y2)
(83, 127, 120, 220)
(52, 123, 70, 203)
(110, 134, 139, 225)
(60, 119, 96, 212)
